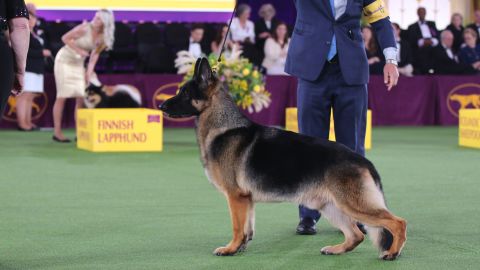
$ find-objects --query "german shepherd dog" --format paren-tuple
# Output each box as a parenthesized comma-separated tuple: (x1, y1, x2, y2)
(160, 58, 407, 260)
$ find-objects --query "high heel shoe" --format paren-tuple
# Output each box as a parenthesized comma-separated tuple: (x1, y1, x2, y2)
(52, 135, 71, 143)
(17, 126, 33, 132)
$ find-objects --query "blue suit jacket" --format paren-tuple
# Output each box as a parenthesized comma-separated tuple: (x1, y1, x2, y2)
(285, 0, 396, 85)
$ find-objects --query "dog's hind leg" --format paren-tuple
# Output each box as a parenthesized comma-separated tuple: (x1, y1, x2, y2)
(319, 203, 365, 255)
(214, 193, 252, 256)
(332, 177, 407, 260)
(245, 202, 255, 242)
(343, 207, 406, 260)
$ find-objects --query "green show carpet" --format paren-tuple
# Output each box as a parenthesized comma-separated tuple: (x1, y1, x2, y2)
(0, 127, 479, 270)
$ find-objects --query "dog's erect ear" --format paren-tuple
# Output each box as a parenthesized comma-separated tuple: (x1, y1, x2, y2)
(193, 58, 202, 77)
(195, 57, 213, 85)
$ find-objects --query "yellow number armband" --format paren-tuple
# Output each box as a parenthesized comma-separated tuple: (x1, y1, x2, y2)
(363, 0, 389, 24)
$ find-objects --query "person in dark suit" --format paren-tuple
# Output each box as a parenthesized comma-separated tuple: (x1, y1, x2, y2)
(0, 0, 29, 116)
(255, 4, 280, 63)
(466, 10, 480, 44)
(407, 7, 439, 74)
(285, 0, 398, 235)
(174, 24, 205, 59)
(446, 13, 465, 53)
(26, 2, 53, 70)
(458, 28, 480, 71)
(25, 3, 49, 48)
(392, 23, 413, 76)
(432, 30, 476, 75)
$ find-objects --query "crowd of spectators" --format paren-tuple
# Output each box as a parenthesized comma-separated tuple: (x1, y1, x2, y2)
(26, 4, 480, 76)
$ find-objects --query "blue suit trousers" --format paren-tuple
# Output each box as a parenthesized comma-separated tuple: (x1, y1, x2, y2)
(297, 60, 367, 221)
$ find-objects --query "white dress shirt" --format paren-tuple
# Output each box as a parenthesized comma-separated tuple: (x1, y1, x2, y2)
(330, 0, 397, 61)
(188, 38, 202, 59)
(332, 0, 347, 19)
(417, 21, 439, 47)
(265, 20, 272, 30)
(443, 44, 457, 62)
(230, 18, 256, 44)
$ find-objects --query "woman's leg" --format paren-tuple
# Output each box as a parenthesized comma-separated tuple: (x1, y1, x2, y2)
(25, 93, 36, 128)
(53, 97, 67, 139)
(15, 92, 30, 129)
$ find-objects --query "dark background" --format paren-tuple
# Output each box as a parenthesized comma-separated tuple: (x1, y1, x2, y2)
(238, 0, 297, 25)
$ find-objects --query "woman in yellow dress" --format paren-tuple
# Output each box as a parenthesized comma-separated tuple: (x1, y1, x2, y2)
(52, 9, 115, 142)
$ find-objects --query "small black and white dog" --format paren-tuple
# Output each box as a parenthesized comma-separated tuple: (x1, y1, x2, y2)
(85, 80, 142, 108)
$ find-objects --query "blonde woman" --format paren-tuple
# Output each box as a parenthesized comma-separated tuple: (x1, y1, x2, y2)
(52, 9, 114, 142)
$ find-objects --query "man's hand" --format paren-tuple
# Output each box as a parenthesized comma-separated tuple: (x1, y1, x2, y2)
(384, 63, 399, 91)
(423, 38, 433, 47)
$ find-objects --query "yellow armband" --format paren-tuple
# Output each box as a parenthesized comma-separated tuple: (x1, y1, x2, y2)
(363, 0, 389, 24)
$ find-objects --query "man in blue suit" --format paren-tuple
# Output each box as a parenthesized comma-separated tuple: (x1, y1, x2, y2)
(285, 0, 399, 235)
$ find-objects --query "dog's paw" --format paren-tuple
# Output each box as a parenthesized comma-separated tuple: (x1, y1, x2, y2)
(320, 245, 345, 255)
(247, 231, 255, 241)
(213, 245, 245, 256)
(380, 251, 400, 261)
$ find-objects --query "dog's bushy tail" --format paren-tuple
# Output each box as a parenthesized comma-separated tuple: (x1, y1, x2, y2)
(366, 227, 393, 252)
(367, 167, 393, 252)
(365, 164, 393, 252)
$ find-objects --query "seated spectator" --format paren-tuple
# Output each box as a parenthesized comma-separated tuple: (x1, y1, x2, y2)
(231, 4, 255, 44)
(211, 24, 234, 57)
(446, 13, 465, 53)
(262, 22, 290, 75)
(26, 3, 49, 47)
(16, 5, 51, 131)
(407, 7, 439, 74)
(173, 24, 205, 59)
(432, 30, 476, 75)
(467, 10, 480, 44)
(230, 4, 262, 67)
(392, 23, 414, 77)
(459, 28, 480, 70)
(362, 26, 384, 75)
(255, 4, 280, 59)
(27, 2, 53, 71)
(188, 24, 205, 58)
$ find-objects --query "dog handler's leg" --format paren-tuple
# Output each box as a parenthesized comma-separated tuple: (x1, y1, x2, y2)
(320, 203, 364, 255)
(214, 193, 251, 256)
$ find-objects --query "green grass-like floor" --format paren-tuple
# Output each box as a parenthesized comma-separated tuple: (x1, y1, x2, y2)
(0, 127, 479, 270)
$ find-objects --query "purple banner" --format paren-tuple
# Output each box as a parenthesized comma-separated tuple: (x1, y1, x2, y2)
(2, 74, 480, 129)
(368, 76, 437, 126)
(37, 10, 232, 23)
(433, 76, 480, 125)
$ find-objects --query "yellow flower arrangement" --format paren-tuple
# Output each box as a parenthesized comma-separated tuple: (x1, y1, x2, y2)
(180, 53, 271, 113)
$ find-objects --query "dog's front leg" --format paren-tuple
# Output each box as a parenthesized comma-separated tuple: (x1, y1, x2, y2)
(214, 193, 251, 256)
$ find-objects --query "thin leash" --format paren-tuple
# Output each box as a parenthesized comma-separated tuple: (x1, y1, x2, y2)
(215, 1, 238, 69)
